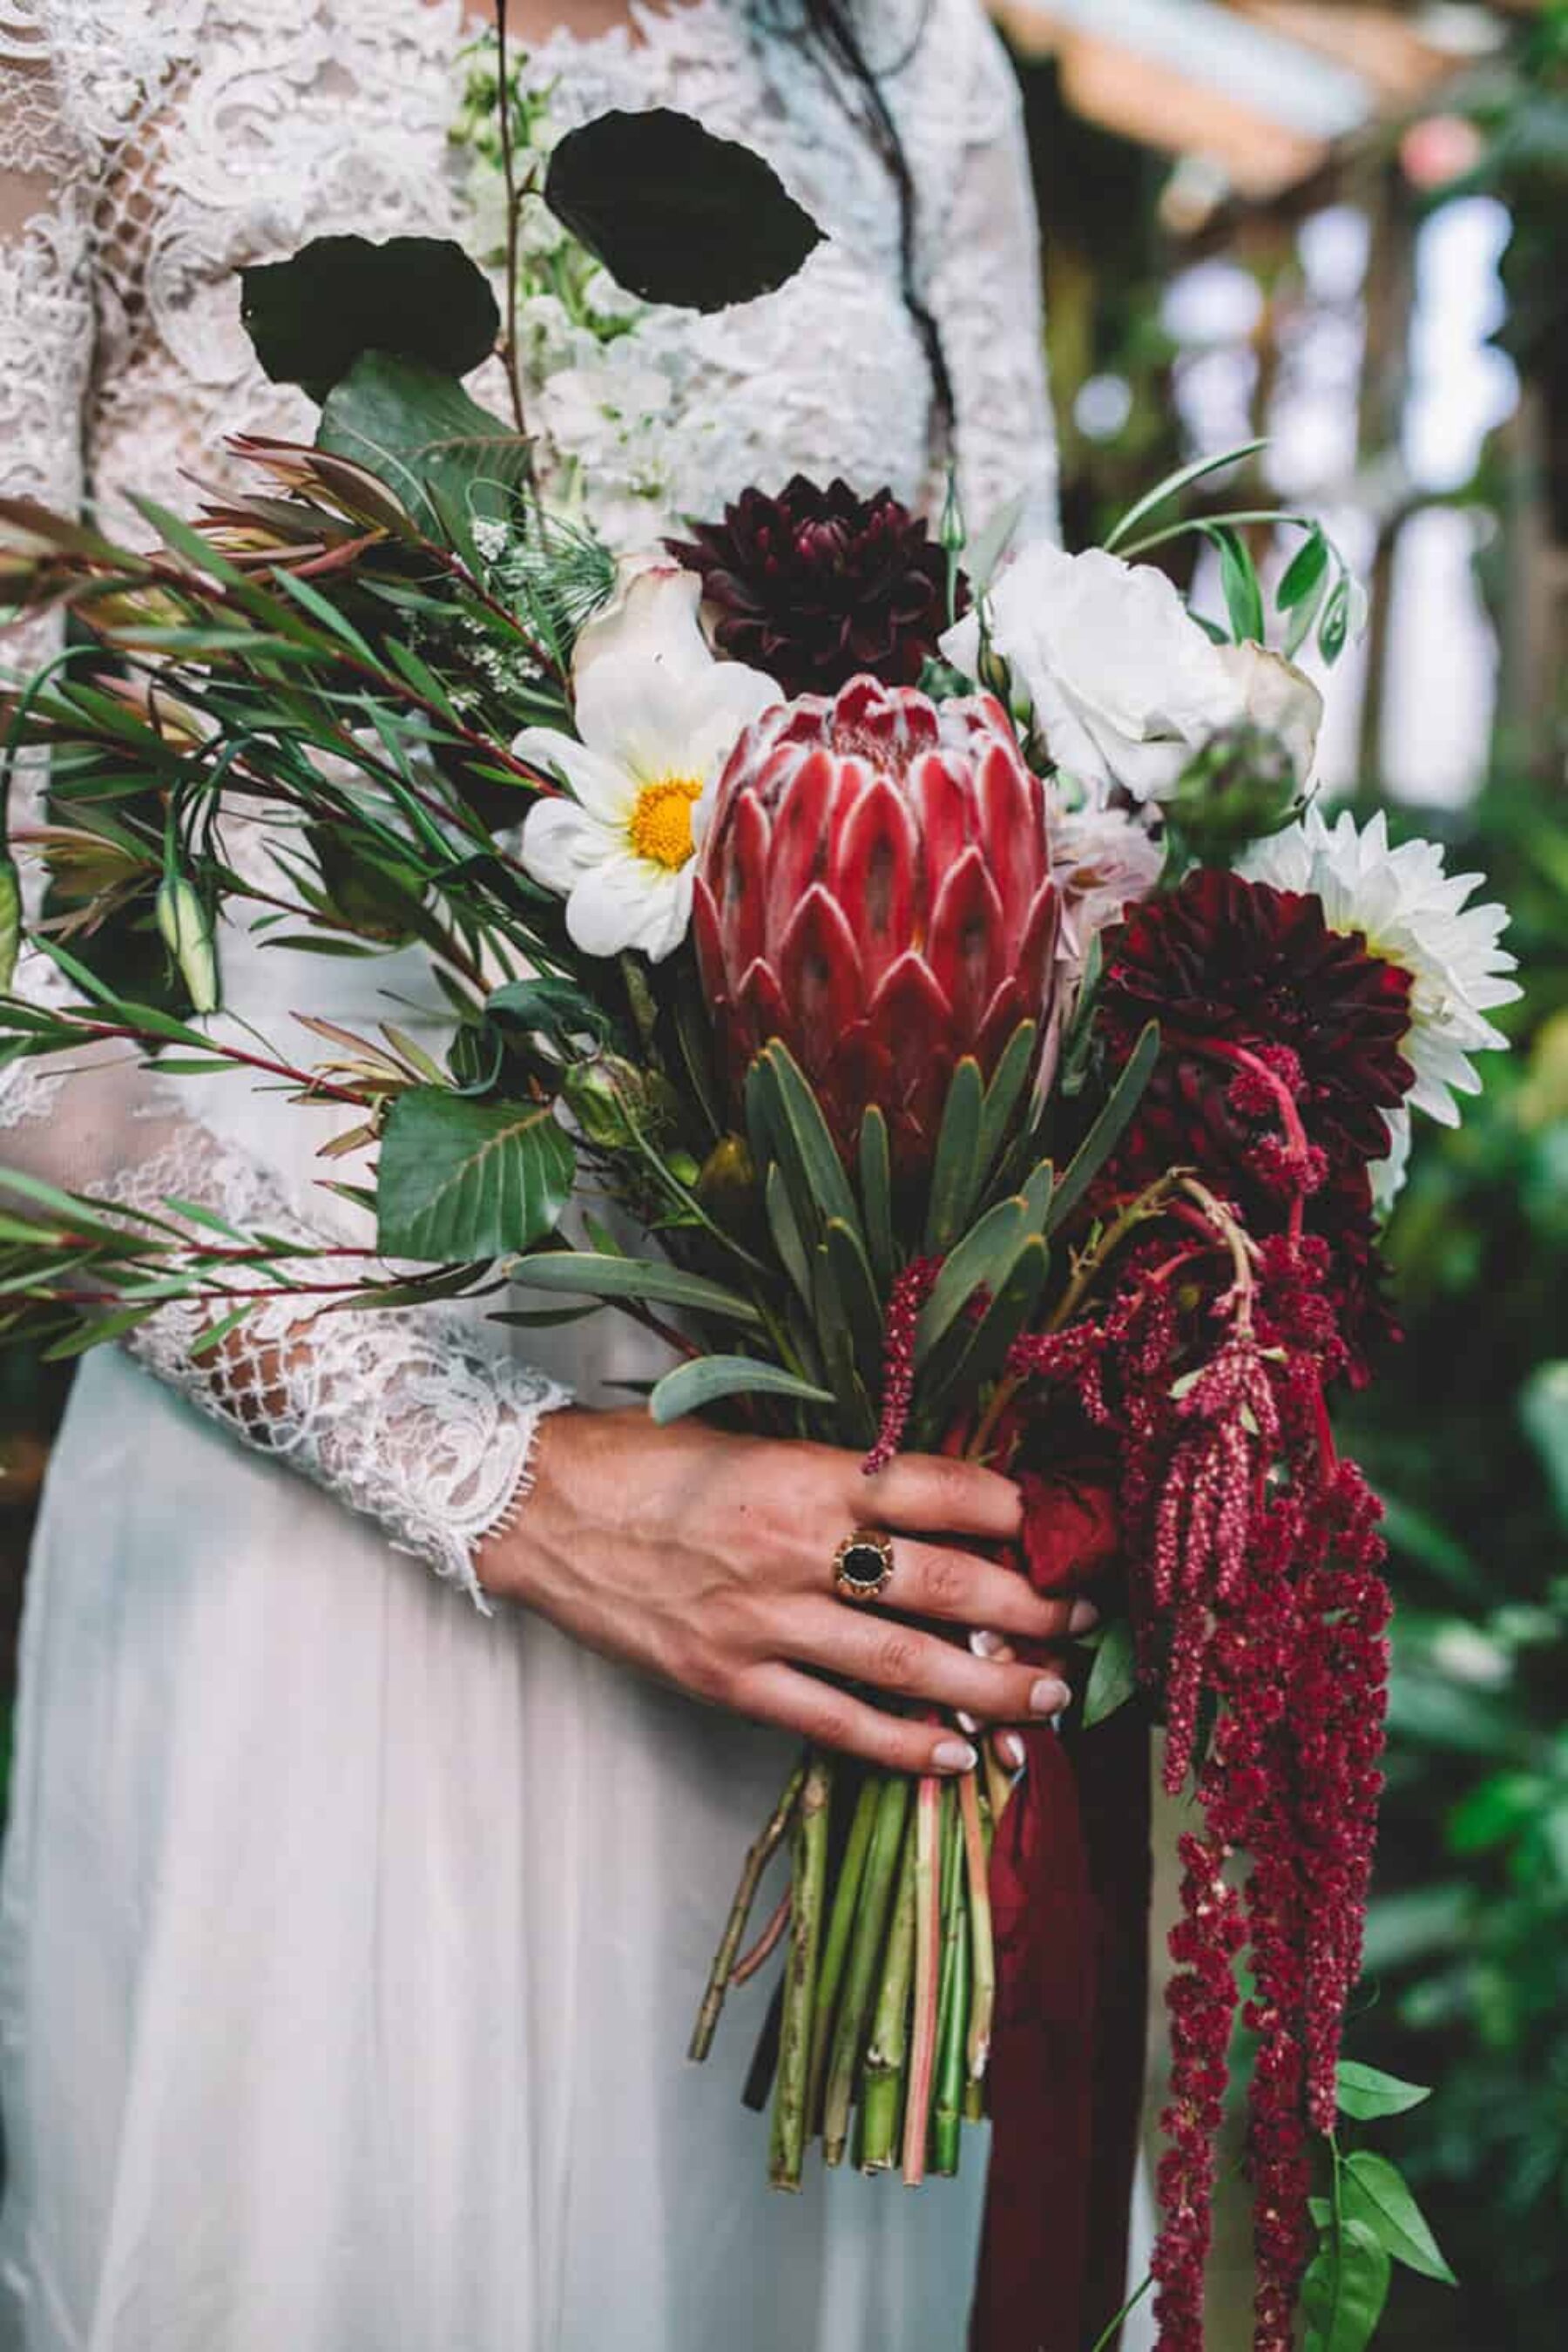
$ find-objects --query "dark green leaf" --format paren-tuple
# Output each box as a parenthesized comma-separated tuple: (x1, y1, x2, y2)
(240, 235, 499, 399)
(925, 1057, 985, 1254)
(1206, 523, 1267, 644)
(1301, 2216, 1393, 2352)
(376, 1089, 574, 1260)
(1046, 1023, 1159, 1233)
(919, 1233, 1049, 1434)
(1319, 574, 1351, 666)
(857, 1105, 896, 1293)
(505, 1249, 760, 1327)
(977, 1021, 1037, 1186)
(1082, 1617, 1139, 1727)
(915, 1194, 1026, 1367)
(765, 1163, 813, 1308)
(1342, 2152, 1457, 2284)
(1335, 2062, 1434, 2123)
(1277, 527, 1329, 610)
(484, 976, 618, 1051)
(649, 1354, 835, 1424)
(544, 108, 823, 313)
(319, 354, 529, 537)
(755, 1044, 860, 1242)
(825, 1217, 884, 1391)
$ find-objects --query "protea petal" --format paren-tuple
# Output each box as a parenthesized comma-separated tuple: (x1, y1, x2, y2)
(867, 950, 957, 1152)
(777, 884, 868, 1079)
(692, 874, 727, 1007)
(927, 844, 1007, 1041)
(1017, 880, 1061, 1022)
(831, 774, 918, 994)
(975, 739, 1043, 947)
(734, 954, 790, 1064)
(718, 788, 772, 984)
(909, 752, 972, 906)
(763, 747, 835, 958)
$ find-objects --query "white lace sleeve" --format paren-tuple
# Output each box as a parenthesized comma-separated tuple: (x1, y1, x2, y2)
(929, 10, 1061, 545)
(0, 30, 568, 1609)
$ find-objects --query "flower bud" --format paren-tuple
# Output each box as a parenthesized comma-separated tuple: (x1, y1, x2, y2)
(0, 855, 21, 994)
(561, 1053, 679, 1152)
(155, 873, 220, 1013)
(1165, 723, 1302, 863)
(938, 470, 966, 559)
(694, 1132, 757, 1225)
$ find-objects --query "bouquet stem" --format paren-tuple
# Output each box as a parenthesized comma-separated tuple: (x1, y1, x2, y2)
(768, 1754, 832, 2192)
(821, 1772, 910, 2166)
(690, 1755, 806, 2063)
(901, 1768, 944, 2184)
(959, 1767, 996, 2090)
(859, 1818, 916, 2172)
(931, 1785, 969, 2176)
(806, 1774, 880, 2132)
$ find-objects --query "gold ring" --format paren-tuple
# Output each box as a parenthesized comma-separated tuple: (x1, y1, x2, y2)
(833, 1528, 896, 1603)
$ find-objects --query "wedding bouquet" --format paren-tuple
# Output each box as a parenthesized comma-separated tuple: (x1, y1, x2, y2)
(0, 90, 1517, 2352)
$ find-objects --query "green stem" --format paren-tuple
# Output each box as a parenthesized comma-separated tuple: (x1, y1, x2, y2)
(769, 1754, 832, 2192)
(821, 1772, 910, 2166)
(959, 1767, 996, 2091)
(1088, 2270, 1154, 2352)
(806, 1774, 880, 2136)
(901, 1769, 943, 2184)
(689, 1756, 805, 2063)
(931, 1785, 970, 2177)
(859, 1817, 916, 2173)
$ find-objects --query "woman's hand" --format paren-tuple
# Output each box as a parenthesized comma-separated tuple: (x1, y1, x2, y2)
(477, 1407, 1100, 1777)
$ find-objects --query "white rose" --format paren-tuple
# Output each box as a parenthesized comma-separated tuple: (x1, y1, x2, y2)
(941, 541, 1251, 803)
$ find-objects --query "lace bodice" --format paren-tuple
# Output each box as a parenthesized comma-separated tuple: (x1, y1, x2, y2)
(0, 0, 1058, 1599)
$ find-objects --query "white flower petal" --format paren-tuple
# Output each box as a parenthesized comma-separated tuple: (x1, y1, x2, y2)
(512, 727, 637, 825)
(517, 796, 605, 897)
(573, 565, 720, 772)
(566, 853, 688, 963)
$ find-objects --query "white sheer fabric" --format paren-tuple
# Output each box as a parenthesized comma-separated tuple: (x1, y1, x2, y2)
(0, 6, 1063, 2347)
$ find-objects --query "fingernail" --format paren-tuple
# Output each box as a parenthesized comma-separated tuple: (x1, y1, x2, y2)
(932, 1738, 978, 1774)
(999, 1731, 1026, 1769)
(1069, 1599, 1100, 1633)
(956, 1708, 980, 1735)
(1030, 1676, 1071, 1717)
(970, 1627, 1005, 1658)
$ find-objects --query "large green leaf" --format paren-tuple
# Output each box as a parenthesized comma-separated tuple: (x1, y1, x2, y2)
(240, 236, 499, 400)
(319, 355, 530, 537)
(856, 1105, 896, 1292)
(1341, 2153, 1456, 2285)
(1301, 2216, 1393, 2352)
(825, 1217, 884, 1392)
(649, 1354, 835, 1425)
(1335, 2062, 1433, 2123)
(505, 1250, 762, 1328)
(751, 1044, 861, 1242)
(376, 1089, 574, 1260)
(544, 108, 823, 313)
(976, 1021, 1037, 1186)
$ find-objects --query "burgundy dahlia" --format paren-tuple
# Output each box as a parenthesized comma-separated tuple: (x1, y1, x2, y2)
(668, 475, 961, 698)
(693, 675, 1058, 1166)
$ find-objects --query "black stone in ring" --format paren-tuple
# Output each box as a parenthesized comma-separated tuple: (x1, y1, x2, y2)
(834, 1529, 895, 1601)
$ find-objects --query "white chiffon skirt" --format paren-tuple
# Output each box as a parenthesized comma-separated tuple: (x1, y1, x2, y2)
(0, 1345, 990, 2351)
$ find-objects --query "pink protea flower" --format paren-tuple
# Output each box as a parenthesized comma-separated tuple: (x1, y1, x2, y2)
(693, 674, 1058, 1164)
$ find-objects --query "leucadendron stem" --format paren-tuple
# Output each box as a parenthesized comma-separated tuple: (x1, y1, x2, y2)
(931, 1788, 970, 2177)
(859, 1814, 916, 2173)
(821, 1771, 910, 2166)
(901, 1768, 944, 2184)
(959, 1767, 996, 2092)
(690, 1755, 806, 2063)
(806, 1774, 880, 2135)
(769, 1754, 832, 2192)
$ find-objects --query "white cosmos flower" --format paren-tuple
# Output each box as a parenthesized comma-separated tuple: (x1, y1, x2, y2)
(515, 562, 777, 963)
(1239, 806, 1521, 1150)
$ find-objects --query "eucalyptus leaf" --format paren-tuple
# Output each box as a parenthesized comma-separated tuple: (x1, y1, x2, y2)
(544, 109, 823, 313)
(649, 1353, 836, 1425)
(240, 235, 500, 400)
(376, 1089, 575, 1260)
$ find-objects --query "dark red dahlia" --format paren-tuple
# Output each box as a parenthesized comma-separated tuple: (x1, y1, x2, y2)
(1095, 868, 1411, 1365)
(667, 475, 962, 698)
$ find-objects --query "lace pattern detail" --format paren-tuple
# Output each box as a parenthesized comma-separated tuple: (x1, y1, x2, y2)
(98, 1135, 569, 1609)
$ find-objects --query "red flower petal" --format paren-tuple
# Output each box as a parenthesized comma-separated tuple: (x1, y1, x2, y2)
(830, 774, 918, 994)
(763, 747, 835, 959)
(928, 842, 1007, 1042)
(776, 883, 867, 1082)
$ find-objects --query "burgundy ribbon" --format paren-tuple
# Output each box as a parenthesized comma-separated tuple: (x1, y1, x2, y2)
(971, 1478, 1153, 2352)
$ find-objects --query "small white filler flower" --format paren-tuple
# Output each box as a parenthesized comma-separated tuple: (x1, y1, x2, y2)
(515, 563, 778, 962)
(1240, 806, 1521, 1195)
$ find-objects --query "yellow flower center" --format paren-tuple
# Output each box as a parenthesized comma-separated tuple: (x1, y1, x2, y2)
(627, 774, 702, 872)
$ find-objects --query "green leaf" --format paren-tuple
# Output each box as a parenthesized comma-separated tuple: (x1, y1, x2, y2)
(544, 108, 823, 313)
(649, 1354, 836, 1425)
(376, 1089, 575, 1260)
(1205, 522, 1267, 644)
(977, 1021, 1037, 1189)
(765, 1163, 813, 1308)
(1102, 438, 1268, 553)
(755, 1043, 860, 1242)
(915, 1194, 1026, 1366)
(1082, 1617, 1139, 1728)
(1046, 1023, 1160, 1234)
(240, 234, 499, 400)
(1335, 2062, 1434, 2123)
(1276, 526, 1329, 610)
(504, 1250, 762, 1328)
(857, 1105, 895, 1293)
(318, 354, 529, 537)
(825, 1217, 884, 1392)
(1318, 574, 1351, 666)
(924, 1057, 985, 1254)
(1301, 2216, 1393, 2352)
(1342, 2152, 1457, 2284)
(484, 976, 618, 1052)
(919, 1233, 1050, 1435)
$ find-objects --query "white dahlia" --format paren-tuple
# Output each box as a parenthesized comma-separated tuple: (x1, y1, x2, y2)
(1239, 805, 1520, 1132)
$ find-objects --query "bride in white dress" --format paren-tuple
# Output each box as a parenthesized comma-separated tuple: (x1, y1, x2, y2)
(0, 5, 1083, 2346)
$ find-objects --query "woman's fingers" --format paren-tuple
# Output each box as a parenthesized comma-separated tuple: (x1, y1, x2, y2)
(875, 1538, 1098, 1643)
(856, 1450, 1023, 1544)
(787, 1600, 1071, 1725)
(734, 1662, 982, 1776)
